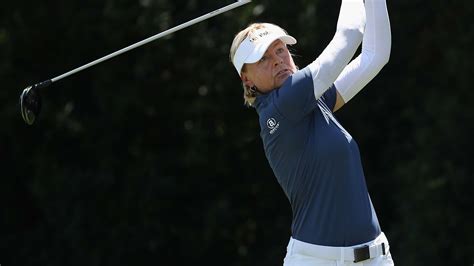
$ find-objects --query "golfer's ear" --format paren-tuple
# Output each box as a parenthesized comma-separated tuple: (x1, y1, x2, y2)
(241, 73, 253, 87)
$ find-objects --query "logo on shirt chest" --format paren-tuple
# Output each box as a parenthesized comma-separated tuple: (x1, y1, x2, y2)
(267, 118, 280, 134)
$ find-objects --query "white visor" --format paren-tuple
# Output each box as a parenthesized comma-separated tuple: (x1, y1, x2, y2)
(232, 26, 297, 75)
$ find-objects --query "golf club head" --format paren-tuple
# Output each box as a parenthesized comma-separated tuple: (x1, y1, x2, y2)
(20, 85, 42, 125)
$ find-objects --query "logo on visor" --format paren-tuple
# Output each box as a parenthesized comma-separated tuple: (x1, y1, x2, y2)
(267, 118, 280, 134)
(249, 30, 270, 42)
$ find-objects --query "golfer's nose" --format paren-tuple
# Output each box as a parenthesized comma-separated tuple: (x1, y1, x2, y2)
(271, 53, 283, 66)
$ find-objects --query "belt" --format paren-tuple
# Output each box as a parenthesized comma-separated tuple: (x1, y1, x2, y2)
(353, 242, 387, 262)
(289, 233, 390, 263)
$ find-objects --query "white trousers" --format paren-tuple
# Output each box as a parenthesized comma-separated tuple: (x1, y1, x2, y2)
(283, 233, 394, 266)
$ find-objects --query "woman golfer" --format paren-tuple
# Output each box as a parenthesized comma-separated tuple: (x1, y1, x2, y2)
(229, 0, 393, 264)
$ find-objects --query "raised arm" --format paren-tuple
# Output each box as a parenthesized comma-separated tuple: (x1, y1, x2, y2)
(308, 0, 366, 101)
(333, 0, 392, 111)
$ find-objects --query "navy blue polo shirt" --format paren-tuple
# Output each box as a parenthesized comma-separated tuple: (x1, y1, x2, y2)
(254, 66, 381, 246)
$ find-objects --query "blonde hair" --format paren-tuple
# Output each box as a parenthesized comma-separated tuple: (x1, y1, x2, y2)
(229, 23, 290, 107)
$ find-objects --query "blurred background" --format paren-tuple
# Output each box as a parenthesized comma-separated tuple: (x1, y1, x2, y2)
(1, 0, 473, 265)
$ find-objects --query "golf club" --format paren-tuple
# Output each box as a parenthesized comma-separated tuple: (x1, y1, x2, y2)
(20, 0, 251, 125)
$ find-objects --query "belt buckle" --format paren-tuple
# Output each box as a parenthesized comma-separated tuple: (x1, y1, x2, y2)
(353, 245, 370, 263)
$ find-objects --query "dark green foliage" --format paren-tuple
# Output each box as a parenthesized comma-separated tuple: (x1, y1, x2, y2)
(1, 0, 472, 265)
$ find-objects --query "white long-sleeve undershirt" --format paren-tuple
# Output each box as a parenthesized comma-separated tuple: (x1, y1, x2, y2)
(308, 0, 366, 100)
(334, 0, 392, 103)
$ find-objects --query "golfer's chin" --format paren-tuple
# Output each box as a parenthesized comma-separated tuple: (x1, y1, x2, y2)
(274, 72, 292, 87)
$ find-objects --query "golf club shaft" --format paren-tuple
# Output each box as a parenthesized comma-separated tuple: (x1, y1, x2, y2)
(45, 0, 251, 84)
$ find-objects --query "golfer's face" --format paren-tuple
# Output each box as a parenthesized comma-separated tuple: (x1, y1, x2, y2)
(243, 40, 297, 92)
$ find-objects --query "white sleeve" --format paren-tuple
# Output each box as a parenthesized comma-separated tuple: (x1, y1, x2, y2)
(308, 0, 366, 100)
(334, 0, 392, 103)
